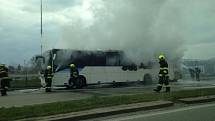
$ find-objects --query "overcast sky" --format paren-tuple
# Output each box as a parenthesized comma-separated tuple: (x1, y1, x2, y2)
(0, 0, 215, 65)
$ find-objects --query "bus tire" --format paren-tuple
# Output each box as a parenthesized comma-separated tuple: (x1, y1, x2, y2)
(74, 75, 87, 89)
(128, 66, 133, 71)
(74, 77, 83, 89)
(122, 66, 127, 71)
(79, 75, 87, 87)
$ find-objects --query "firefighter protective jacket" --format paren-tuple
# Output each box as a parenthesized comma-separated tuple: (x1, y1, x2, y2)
(70, 68, 79, 78)
(44, 69, 53, 79)
(159, 59, 169, 76)
(0, 66, 9, 79)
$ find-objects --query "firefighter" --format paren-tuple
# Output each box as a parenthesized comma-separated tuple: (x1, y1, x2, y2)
(69, 64, 79, 87)
(195, 67, 201, 81)
(189, 68, 195, 80)
(153, 54, 170, 92)
(0, 64, 10, 96)
(44, 66, 53, 92)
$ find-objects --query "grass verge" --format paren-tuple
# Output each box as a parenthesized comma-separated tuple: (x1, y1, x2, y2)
(10, 79, 41, 89)
(1, 87, 215, 121)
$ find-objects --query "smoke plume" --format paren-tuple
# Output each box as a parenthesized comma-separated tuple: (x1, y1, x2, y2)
(55, 0, 187, 64)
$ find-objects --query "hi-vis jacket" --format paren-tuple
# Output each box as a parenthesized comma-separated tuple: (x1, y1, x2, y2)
(159, 59, 169, 76)
(44, 69, 53, 79)
(0, 67, 9, 79)
(70, 68, 79, 78)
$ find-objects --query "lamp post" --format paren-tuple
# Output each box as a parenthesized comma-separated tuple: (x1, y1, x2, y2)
(40, 0, 43, 56)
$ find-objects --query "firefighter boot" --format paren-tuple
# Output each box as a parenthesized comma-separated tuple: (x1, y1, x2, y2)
(45, 87, 51, 92)
(153, 86, 162, 92)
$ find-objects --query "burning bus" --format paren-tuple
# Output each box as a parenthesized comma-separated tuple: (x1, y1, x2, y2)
(39, 49, 180, 88)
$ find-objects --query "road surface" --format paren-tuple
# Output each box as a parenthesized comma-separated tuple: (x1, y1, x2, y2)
(0, 89, 92, 108)
(84, 102, 215, 121)
(0, 79, 215, 108)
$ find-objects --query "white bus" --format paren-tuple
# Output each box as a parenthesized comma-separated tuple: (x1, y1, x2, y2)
(39, 49, 180, 88)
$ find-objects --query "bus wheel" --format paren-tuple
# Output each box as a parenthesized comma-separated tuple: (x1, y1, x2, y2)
(122, 66, 127, 71)
(74, 75, 87, 89)
(79, 75, 87, 87)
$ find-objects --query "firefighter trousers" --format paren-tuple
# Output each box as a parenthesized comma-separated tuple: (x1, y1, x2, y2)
(154, 76, 170, 92)
(45, 78, 52, 92)
(1, 79, 8, 96)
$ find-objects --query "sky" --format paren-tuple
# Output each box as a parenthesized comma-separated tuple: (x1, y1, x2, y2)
(0, 0, 215, 65)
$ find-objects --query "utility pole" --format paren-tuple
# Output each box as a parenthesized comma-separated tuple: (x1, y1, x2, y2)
(40, 0, 43, 56)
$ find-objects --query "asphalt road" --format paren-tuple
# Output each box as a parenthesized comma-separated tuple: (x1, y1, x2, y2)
(84, 102, 215, 121)
(1, 79, 215, 108)
(0, 89, 93, 108)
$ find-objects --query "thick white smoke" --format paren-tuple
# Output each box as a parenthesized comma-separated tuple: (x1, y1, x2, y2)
(55, 0, 187, 64)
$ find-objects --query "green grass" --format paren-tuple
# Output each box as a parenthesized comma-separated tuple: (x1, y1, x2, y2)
(10, 79, 41, 89)
(1, 88, 215, 121)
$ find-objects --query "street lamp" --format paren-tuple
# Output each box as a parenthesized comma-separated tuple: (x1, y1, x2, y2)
(40, 0, 43, 55)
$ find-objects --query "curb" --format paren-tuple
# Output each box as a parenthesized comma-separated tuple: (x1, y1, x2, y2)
(17, 101, 174, 121)
(179, 95, 215, 104)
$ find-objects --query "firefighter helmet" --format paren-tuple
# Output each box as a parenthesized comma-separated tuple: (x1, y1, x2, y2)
(70, 64, 76, 68)
(47, 66, 52, 69)
(159, 54, 165, 60)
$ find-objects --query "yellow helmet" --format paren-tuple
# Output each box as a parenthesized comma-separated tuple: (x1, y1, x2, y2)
(158, 54, 165, 60)
(70, 64, 76, 68)
(47, 66, 52, 69)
